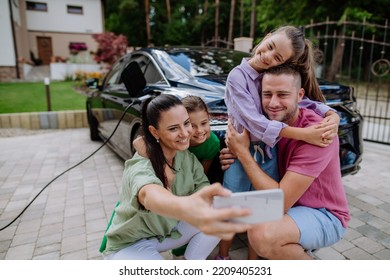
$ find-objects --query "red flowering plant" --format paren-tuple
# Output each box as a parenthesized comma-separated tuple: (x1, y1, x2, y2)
(92, 32, 128, 66)
(69, 42, 88, 54)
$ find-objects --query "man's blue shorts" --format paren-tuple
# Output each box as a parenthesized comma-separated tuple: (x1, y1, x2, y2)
(287, 206, 346, 250)
(223, 142, 279, 193)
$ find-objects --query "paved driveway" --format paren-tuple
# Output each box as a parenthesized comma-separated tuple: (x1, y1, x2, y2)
(0, 128, 390, 260)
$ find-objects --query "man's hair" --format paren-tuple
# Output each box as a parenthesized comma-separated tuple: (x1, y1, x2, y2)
(263, 63, 302, 87)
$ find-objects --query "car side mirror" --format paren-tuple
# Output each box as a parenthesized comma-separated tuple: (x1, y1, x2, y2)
(86, 78, 100, 89)
(121, 61, 147, 97)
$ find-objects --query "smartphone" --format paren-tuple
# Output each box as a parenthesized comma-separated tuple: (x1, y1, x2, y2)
(213, 189, 284, 224)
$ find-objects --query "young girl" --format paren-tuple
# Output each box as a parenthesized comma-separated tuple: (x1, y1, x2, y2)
(216, 25, 340, 260)
(101, 94, 252, 260)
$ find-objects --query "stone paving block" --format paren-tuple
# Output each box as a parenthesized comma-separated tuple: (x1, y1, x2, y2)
(41, 213, 64, 226)
(30, 113, 40, 129)
(33, 251, 61, 260)
(19, 113, 31, 129)
(61, 233, 87, 255)
(36, 233, 62, 248)
(356, 224, 388, 240)
(85, 206, 106, 221)
(9, 114, 21, 128)
(87, 231, 104, 243)
(34, 243, 61, 257)
(57, 111, 67, 129)
(347, 196, 377, 211)
(74, 111, 84, 128)
(63, 226, 85, 238)
(63, 214, 85, 229)
(15, 218, 41, 235)
(342, 247, 378, 260)
(343, 227, 363, 242)
(356, 194, 385, 206)
(378, 237, 390, 249)
(64, 204, 85, 218)
(331, 238, 355, 253)
(0, 114, 11, 128)
(5, 243, 35, 259)
(352, 236, 384, 254)
(11, 231, 39, 247)
(369, 208, 390, 223)
(38, 222, 63, 237)
(87, 238, 103, 259)
(348, 216, 366, 229)
(315, 246, 346, 260)
(61, 249, 88, 260)
(0, 240, 12, 254)
(47, 112, 58, 128)
(85, 217, 107, 234)
(374, 249, 390, 260)
(0, 226, 17, 242)
(366, 216, 390, 230)
(39, 112, 50, 129)
(65, 112, 75, 128)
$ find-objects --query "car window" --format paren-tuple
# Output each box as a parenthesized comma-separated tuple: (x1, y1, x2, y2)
(130, 54, 166, 85)
(103, 60, 124, 87)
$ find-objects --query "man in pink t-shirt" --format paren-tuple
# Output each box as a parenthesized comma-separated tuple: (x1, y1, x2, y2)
(224, 63, 350, 259)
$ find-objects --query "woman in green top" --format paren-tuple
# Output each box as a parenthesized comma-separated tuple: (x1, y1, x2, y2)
(103, 95, 252, 260)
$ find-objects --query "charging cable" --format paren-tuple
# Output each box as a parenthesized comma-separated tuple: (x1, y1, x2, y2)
(0, 99, 141, 232)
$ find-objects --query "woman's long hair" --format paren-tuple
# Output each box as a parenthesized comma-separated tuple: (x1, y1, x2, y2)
(141, 94, 182, 188)
(253, 26, 325, 103)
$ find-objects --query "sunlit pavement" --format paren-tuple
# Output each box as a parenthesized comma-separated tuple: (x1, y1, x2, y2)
(0, 128, 390, 260)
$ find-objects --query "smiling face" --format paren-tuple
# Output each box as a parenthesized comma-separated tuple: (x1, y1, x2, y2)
(261, 73, 304, 126)
(250, 33, 294, 71)
(148, 105, 193, 157)
(188, 109, 211, 147)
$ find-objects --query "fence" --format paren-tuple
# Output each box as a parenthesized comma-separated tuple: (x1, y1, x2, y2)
(303, 18, 390, 145)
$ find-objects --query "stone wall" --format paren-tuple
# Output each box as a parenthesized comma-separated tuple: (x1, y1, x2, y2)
(0, 110, 88, 129)
(0, 66, 18, 81)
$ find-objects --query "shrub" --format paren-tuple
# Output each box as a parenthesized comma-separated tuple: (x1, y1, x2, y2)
(92, 32, 128, 65)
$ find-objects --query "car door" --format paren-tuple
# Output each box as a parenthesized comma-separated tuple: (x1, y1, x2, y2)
(98, 57, 141, 159)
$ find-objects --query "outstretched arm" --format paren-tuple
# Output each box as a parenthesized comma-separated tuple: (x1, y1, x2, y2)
(138, 182, 253, 240)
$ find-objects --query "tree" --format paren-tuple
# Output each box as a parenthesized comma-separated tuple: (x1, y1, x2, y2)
(104, 0, 147, 47)
(102, 0, 389, 49)
(250, 0, 255, 39)
(214, 0, 220, 47)
(92, 32, 128, 65)
(166, 0, 171, 23)
(228, 0, 236, 48)
(145, 0, 151, 46)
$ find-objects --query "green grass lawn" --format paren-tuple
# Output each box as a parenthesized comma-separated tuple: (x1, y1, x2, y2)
(0, 81, 86, 113)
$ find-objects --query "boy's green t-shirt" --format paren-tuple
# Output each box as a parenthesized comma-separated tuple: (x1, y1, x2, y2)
(188, 131, 220, 160)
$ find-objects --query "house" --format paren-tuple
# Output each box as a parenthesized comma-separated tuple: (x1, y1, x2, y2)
(0, 0, 105, 81)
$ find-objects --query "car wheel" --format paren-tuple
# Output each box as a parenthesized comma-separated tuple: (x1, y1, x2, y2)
(86, 102, 101, 141)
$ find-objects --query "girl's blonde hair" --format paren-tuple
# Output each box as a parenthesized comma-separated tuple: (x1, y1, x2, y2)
(253, 25, 325, 103)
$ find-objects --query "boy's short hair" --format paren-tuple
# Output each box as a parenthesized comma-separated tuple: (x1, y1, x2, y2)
(181, 95, 209, 114)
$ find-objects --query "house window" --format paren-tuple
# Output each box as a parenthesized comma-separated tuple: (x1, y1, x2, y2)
(67, 5, 83, 15)
(69, 42, 88, 54)
(26, 1, 47, 12)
